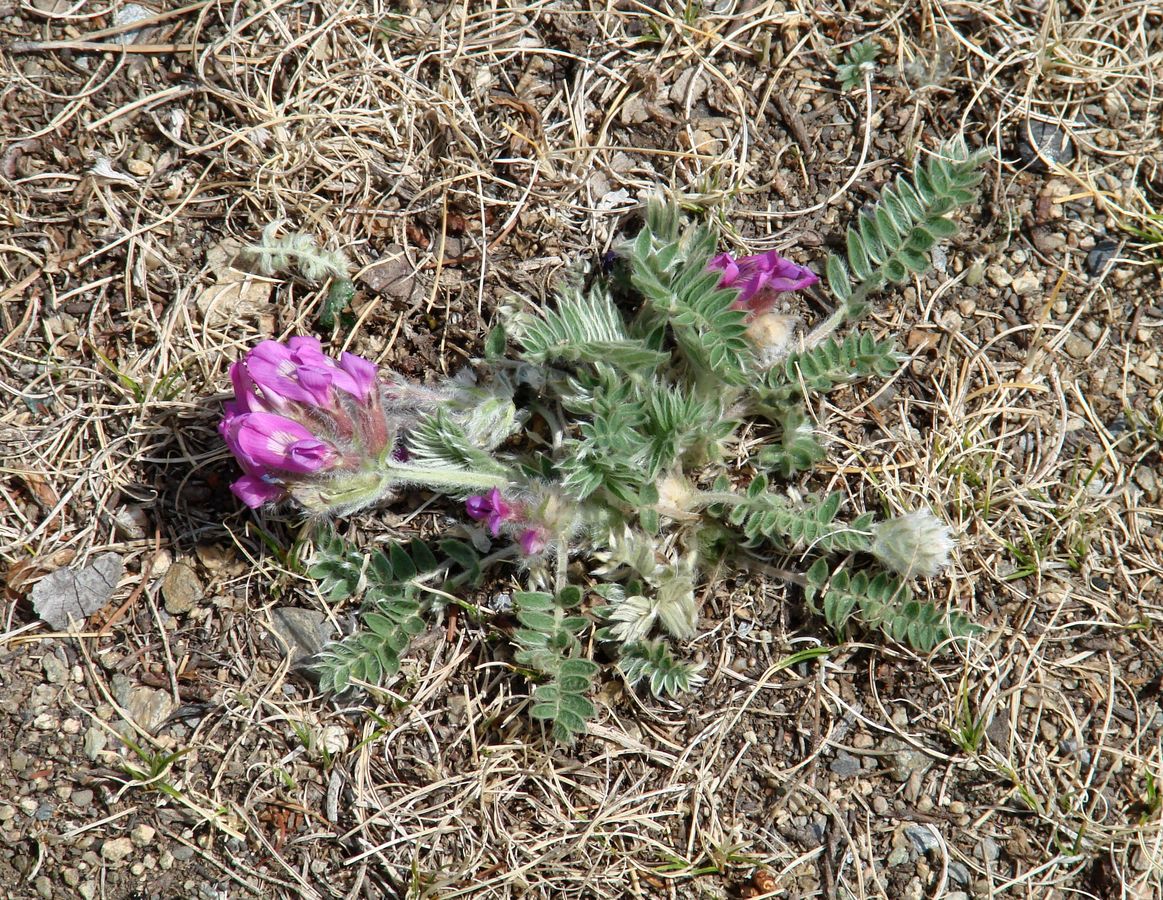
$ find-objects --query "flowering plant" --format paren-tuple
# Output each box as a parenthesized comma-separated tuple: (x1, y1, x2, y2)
(223, 139, 988, 742)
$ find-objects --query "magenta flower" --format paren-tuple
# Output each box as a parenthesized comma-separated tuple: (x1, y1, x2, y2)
(222, 412, 338, 474)
(708, 250, 818, 316)
(220, 338, 397, 512)
(239, 336, 375, 413)
(465, 488, 517, 536)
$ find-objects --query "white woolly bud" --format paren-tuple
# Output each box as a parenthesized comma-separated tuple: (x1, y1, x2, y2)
(871, 509, 955, 578)
(746, 312, 798, 368)
(655, 471, 697, 520)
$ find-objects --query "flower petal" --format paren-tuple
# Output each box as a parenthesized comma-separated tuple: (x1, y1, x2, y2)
(231, 475, 287, 508)
(338, 352, 378, 400)
(246, 341, 324, 406)
(227, 412, 338, 474)
(518, 528, 546, 555)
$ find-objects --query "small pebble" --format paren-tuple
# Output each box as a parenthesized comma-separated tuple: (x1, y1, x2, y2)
(1010, 271, 1041, 295)
(101, 837, 134, 863)
(1063, 335, 1094, 360)
(1086, 240, 1119, 276)
(131, 824, 156, 847)
(985, 264, 1012, 288)
(42, 653, 69, 685)
(1015, 119, 1075, 171)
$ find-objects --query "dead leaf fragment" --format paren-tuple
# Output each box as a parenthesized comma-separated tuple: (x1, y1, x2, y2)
(31, 553, 124, 629)
(194, 238, 274, 326)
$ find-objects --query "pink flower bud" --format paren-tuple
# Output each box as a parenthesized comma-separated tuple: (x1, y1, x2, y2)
(518, 528, 547, 556)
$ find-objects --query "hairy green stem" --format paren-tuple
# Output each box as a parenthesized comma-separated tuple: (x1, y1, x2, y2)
(689, 490, 747, 509)
(382, 463, 507, 493)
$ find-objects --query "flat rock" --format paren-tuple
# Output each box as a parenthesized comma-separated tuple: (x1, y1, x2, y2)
(905, 824, 940, 854)
(101, 837, 134, 863)
(1015, 119, 1075, 171)
(1010, 271, 1042, 295)
(829, 751, 861, 777)
(267, 608, 334, 665)
(882, 737, 934, 781)
(111, 674, 174, 732)
(359, 244, 415, 299)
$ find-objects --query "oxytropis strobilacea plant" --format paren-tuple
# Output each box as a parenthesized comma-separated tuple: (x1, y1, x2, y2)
(221, 139, 989, 742)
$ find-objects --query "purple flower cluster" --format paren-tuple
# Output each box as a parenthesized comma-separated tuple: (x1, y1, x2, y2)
(708, 250, 818, 316)
(219, 337, 393, 509)
(465, 488, 547, 556)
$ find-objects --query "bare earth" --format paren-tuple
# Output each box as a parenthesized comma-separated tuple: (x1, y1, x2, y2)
(2, 2, 1161, 899)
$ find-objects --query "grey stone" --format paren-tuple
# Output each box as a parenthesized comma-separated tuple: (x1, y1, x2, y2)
(1086, 240, 1119, 277)
(888, 846, 910, 866)
(10, 751, 29, 774)
(267, 608, 333, 665)
(171, 845, 195, 862)
(829, 751, 861, 777)
(1063, 335, 1094, 360)
(112, 675, 174, 733)
(883, 737, 934, 782)
(83, 727, 107, 761)
(905, 824, 940, 854)
(71, 789, 94, 809)
(949, 861, 971, 885)
(359, 245, 415, 300)
(1015, 119, 1075, 171)
(978, 837, 1000, 862)
(42, 651, 68, 685)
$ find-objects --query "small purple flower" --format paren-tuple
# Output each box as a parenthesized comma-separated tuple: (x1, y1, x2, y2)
(465, 487, 516, 536)
(708, 250, 818, 316)
(220, 338, 399, 512)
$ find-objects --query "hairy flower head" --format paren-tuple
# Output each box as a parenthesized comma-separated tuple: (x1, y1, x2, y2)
(220, 338, 397, 513)
(871, 509, 955, 578)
